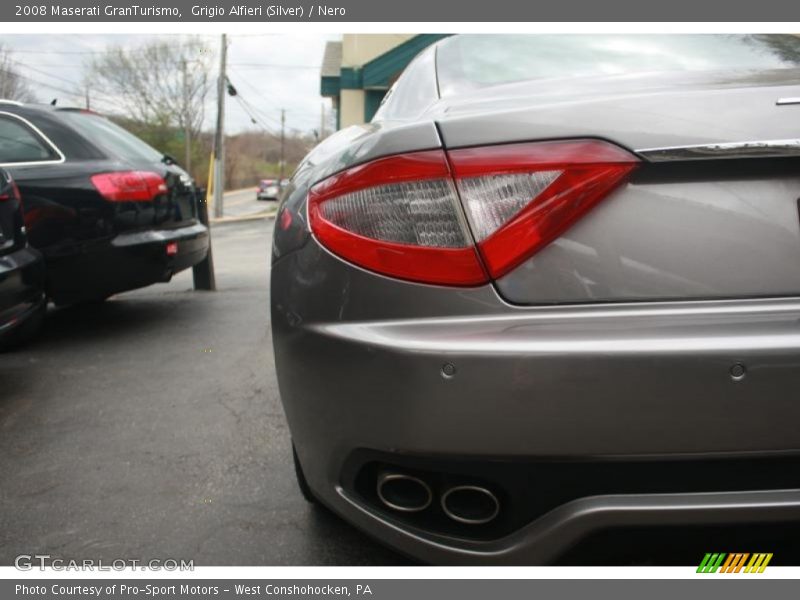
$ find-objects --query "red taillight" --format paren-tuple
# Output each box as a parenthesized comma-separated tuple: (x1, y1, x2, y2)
(279, 207, 293, 231)
(91, 171, 168, 202)
(0, 178, 21, 202)
(308, 151, 486, 286)
(308, 140, 638, 286)
(449, 140, 638, 278)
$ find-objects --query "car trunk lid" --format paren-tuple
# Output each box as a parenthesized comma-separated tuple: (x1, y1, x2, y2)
(55, 109, 199, 231)
(434, 69, 800, 151)
(432, 71, 800, 304)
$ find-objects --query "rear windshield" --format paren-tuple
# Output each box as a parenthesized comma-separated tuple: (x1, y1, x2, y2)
(437, 34, 800, 96)
(57, 111, 163, 163)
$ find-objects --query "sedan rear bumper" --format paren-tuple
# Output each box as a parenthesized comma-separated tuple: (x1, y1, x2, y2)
(46, 222, 209, 304)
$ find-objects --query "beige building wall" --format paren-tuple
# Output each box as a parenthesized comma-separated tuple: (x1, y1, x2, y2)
(339, 89, 366, 129)
(328, 34, 417, 128)
(341, 34, 414, 67)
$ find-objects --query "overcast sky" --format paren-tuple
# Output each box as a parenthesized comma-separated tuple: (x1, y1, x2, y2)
(3, 33, 340, 135)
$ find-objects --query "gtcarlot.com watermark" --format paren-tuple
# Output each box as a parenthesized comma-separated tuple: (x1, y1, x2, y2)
(15, 554, 194, 571)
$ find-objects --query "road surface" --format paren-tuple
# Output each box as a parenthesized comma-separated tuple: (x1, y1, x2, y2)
(0, 218, 407, 566)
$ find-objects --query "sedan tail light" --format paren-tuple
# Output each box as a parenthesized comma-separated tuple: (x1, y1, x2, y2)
(91, 171, 168, 202)
(308, 140, 638, 286)
(0, 179, 21, 202)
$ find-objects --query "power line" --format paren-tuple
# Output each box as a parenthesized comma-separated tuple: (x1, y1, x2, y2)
(226, 71, 283, 123)
(237, 94, 284, 130)
(229, 94, 280, 139)
(224, 75, 284, 138)
(0, 65, 120, 113)
(0, 66, 80, 98)
(219, 70, 312, 124)
(19, 63, 85, 87)
(6, 56, 315, 134)
(228, 63, 320, 69)
(7, 37, 220, 56)
(6, 49, 114, 55)
(13, 62, 119, 105)
(12, 64, 84, 68)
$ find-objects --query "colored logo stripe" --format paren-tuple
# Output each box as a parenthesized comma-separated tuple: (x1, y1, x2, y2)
(697, 553, 773, 573)
(697, 553, 726, 573)
(745, 553, 773, 573)
(720, 553, 749, 573)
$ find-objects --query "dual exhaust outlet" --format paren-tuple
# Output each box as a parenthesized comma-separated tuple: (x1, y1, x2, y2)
(376, 471, 500, 525)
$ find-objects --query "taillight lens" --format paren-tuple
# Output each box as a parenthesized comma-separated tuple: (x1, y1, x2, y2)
(308, 151, 486, 286)
(308, 140, 637, 286)
(91, 171, 168, 202)
(450, 140, 638, 278)
(0, 178, 21, 202)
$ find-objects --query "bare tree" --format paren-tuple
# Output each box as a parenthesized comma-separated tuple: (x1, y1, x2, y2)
(0, 44, 35, 102)
(90, 37, 213, 147)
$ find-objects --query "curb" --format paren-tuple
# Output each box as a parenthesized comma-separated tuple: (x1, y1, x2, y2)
(223, 186, 258, 196)
(210, 209, 277, 225)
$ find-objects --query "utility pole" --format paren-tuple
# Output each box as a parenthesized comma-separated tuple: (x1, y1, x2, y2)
(192, 40, 224, 292)
(84, 86, 90, 110)
(279, 108, 286, 181)
(212, 33, 227, 219)
(181, 58, 191, 173)
(319, 102, 325, 140)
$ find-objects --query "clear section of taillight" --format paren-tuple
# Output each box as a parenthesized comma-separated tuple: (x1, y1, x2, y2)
(319, 179, 468, 248)
(308, 150, 487, 286)
(457, 171, 561, 241)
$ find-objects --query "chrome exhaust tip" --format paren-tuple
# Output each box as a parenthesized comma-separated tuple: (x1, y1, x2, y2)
(441, 485, 500, 525)
(376, 472, 433, 513)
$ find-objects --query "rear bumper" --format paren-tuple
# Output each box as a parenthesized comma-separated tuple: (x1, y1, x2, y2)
(272, 241, 800, 564)
(45, 222, 209, 304)
(337, 486, 800, 565)
(296, 300, 800, 456)
(0, 245, 46, 337)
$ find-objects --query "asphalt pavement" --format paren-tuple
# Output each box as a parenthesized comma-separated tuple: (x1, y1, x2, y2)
(0, 217, 407, 566)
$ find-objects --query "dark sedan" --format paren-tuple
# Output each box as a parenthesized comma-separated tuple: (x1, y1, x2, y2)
(0, 167, 45, 347)
(0, 102, 209, 305)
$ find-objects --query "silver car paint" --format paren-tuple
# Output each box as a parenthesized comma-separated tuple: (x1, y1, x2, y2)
(426, 66, 800, 304)
(272, 240, 800, 564)
(432, 70, 800, 151)
(495, 174, 800, 303)
(271, 36, 800, 564)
